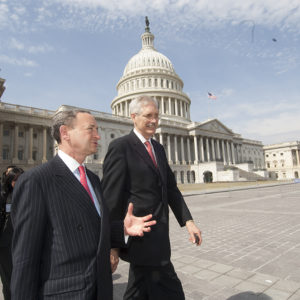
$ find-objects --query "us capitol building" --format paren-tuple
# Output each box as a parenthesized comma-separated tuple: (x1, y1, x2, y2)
(0, 21, 268, 183)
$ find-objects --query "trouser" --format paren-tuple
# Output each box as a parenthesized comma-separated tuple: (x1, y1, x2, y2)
(0, 246, 12, 300)
(123, 262, 185, 300)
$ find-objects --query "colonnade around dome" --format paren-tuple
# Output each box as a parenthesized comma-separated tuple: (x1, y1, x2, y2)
(112, 95, 191, 120)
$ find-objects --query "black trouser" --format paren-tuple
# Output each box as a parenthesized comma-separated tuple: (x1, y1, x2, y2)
(0, 246, 12, 300)
(123, 262, 185, 300)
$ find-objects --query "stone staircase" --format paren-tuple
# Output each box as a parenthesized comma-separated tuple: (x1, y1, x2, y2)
(236, 167, 267, 181)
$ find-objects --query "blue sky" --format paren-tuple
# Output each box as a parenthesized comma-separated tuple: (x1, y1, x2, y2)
(0, 0, 300, 145)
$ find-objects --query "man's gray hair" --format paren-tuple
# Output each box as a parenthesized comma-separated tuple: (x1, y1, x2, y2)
(51, 109, 90, 144)
(129, 95, 158, 115)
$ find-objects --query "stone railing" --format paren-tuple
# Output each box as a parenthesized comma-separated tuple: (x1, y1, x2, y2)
(0, 101, 54, 117)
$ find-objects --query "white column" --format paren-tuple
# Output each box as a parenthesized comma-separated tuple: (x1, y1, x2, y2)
(200, 136, 204, 162)
(236, 144, 240, 163)
(226, 141, 232, 164)
(240, 145, 243, 163)
(167, 135, 172, 163)
(211, 138, 215, 161)
(120, 103, 124, 115)
(180, 101, 183, 117)
(194, 135, 199, 164)
(231, 142, 236, 164)
(161, 97, 165, 115)
(216, 139, 221, 160)
(187, 137, 191, 164)
(206, 137, 210, 162)
(181, 136, 186, 164)
(42, 127, 47, 163)
(296, 149, 300, 166)
(28, 126, 34, 164)
(159, 133, 163, 145)
(168, 97, 171, 115)
(12, 124, 19, 163)
(174, 136, 179, 164)
(221, 140, 226, 165)
(175, 99, 178, 116)
(125, 100, 128, 117)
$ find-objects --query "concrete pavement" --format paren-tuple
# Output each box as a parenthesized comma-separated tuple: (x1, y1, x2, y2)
(1, 182, 299, 299)
(113, 182, 300, 299)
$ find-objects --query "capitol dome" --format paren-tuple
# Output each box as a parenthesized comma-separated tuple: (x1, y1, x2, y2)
(123, 45, 175, 76)
(111, 19, 191, 122)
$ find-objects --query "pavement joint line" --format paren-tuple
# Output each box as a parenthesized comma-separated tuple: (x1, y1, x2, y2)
(252, 241, 300, 273)
(192, 190, 298, 211)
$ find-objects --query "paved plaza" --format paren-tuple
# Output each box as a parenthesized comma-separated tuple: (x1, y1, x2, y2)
(1, 182, 299, 299)
(113, 183, 300, 300)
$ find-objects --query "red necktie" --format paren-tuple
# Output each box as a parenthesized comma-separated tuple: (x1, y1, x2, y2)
(145, 141, 157, 167)
(78, 165, 94, 202)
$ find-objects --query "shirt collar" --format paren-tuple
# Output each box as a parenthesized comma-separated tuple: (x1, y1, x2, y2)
(133, 128, 152, 145)
(58, 149, 83, 173)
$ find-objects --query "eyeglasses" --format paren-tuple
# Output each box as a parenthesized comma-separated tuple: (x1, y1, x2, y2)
(137, 113, 160, 120)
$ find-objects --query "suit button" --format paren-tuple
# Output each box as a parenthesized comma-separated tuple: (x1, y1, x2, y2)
(77, 224, 83, 231)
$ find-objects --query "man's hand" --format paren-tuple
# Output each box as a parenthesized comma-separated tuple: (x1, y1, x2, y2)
(124, 203, 156, 236)
(186, 220, 202, 246)
(110, 248, 119, 273)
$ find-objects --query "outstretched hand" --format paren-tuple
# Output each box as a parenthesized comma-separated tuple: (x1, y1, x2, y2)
(124, 203, 156, 236)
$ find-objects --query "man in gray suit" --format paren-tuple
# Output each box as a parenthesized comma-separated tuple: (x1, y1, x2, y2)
(11, 109, 156, 300)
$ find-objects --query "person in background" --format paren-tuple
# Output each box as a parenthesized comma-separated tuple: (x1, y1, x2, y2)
(0, 167, 24, 300)
(0, 166, 16, 194)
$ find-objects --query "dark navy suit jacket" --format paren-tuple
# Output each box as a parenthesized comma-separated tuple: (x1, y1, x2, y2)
(11, 155, 124, 300)
(102, 131, 192, 266)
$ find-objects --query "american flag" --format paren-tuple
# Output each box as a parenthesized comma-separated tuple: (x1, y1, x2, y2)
(207, 92, 217, 100)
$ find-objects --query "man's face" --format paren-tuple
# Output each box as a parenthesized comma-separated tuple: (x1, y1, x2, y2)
(67, 112, 100, 158)
(131, 103, 159, 139)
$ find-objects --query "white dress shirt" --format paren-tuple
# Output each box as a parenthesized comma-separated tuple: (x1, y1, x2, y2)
(133, 128, 157, 164)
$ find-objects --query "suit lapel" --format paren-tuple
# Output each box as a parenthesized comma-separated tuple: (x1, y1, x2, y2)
(129, 131, 159, 175)
(151, 139, 167, 183)
(51, 156, 100, 222)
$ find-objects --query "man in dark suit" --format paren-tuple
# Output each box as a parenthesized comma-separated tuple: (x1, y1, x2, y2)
(11, 109, 156, 300)
(102, 96, 202, 300)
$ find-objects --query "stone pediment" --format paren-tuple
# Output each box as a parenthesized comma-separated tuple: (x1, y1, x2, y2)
(197, 119, 233, 135)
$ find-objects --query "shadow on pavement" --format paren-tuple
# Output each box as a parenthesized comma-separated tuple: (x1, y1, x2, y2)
(226, 291, 272, 300)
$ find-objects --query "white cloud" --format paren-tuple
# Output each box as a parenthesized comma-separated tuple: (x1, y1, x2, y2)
(9, 37, 25, 50)
(9, 38, 54, 54)
(0, 3, 9, 26)
(0, 54, 38, 67)
(28, 44, 54, 54)
(1, 0, 299, 34)
(243, 111, 300, 137)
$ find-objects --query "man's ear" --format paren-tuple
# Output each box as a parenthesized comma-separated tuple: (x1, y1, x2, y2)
(130, 113, 136, 123)
(59, 125, 70, 142)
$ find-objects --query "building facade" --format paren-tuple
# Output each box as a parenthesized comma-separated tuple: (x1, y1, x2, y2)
(0, 22, 267, 183)
(0, 78, 5, 99)
(264, 141, 300, 180)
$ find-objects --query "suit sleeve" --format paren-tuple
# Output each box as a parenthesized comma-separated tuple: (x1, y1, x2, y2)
(156, 144, 192, 226)
(101, 140, 129, 221)
(11, 172, 47, 299)
(110, 220, 126, 248)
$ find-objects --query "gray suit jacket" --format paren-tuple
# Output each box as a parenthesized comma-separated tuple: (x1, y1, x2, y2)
(11, 155, 124, 300)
